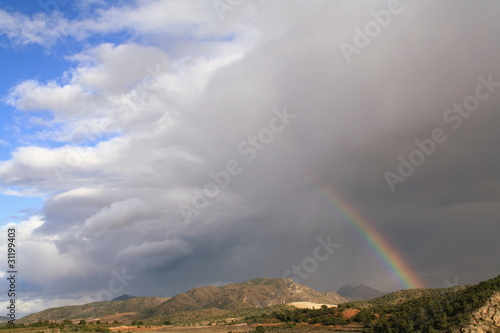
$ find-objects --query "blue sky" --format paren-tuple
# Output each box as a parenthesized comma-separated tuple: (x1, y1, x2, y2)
(0, 1, 130, 225)
(0, 0, 499, 318)
(0, 21, 64, 223)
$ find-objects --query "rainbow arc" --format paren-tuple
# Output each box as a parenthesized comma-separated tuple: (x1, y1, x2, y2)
(316, 185, 424, 289)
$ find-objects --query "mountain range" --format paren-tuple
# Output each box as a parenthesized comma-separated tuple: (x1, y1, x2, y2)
(16, 275, 500, 332)
(19, 277, 346, 323)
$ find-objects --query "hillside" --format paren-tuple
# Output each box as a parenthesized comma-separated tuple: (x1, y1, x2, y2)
(256, 275, 500, 332)
(18, 297, 169, 323)
(151, 277, 346, 316)
(19, 278, 346, 324)
(341, 286, 465, 310)
(359, 275, 500, 332)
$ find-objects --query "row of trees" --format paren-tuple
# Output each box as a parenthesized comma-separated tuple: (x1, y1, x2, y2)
(0, 320, 114, 331)
(1, 319, 176, 331)
(260, 305, 371, 326)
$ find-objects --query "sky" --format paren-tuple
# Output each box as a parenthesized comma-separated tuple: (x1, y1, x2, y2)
(0, 0, 499, 317)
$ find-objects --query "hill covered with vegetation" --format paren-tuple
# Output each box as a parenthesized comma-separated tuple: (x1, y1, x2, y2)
(361, 275, 500, 332)
(259, 275, 500, 332)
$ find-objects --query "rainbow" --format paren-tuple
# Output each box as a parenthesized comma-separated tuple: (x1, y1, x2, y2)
(317, 185, 425, 289)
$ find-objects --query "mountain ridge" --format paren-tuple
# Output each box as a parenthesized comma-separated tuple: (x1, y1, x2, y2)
(151, 277, 346, 316)
(18, 278, 346, 323)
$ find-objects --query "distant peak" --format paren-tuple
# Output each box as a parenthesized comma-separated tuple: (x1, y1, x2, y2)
(336, 284, 385, 301)
(337, 284, 354, 293)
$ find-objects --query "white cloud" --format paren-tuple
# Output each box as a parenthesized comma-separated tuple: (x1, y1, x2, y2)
(67, 43, 170, 94)
(1, 188, 45, 198)
(6, 38, 245, 146)
(7, 79, 91, 115)
(0, 0, 259, 48)
(0, 10, 69, 47)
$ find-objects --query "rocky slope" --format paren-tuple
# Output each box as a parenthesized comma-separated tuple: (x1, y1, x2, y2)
(458, 292, 500, 333)
(151, 277, 346, 315)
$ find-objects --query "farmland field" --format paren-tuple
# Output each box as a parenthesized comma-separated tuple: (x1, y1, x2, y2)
(110, 323, 363, 333)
